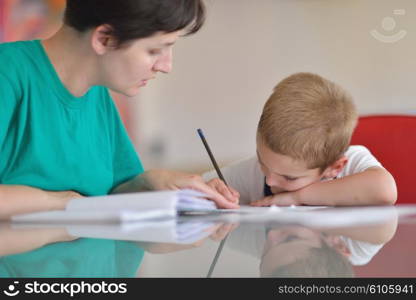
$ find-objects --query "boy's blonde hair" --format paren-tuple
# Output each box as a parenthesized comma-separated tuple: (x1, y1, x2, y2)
(257, 72, 358, 171)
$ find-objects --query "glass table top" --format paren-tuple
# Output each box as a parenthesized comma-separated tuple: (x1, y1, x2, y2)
(1, 205, 416, 278)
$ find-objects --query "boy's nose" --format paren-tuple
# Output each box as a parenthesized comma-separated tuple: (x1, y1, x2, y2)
(266, 175, 291, 193)
(265, 174, 281, 188)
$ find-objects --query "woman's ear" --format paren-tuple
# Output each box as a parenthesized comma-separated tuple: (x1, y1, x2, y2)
(322, 156, 348, 179)
(91, 24, 117, 55)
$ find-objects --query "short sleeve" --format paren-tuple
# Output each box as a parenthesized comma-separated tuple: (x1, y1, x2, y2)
(340, 146, 384, 177)
(0, 74, 19, 149)
(340, 236, 384, 265)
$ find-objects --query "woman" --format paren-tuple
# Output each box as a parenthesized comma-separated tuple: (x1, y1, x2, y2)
(0, 0, 239, 219)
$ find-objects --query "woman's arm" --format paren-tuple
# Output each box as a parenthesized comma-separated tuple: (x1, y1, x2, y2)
(0, 185, 81, 220)
(0, 222, 77, 256)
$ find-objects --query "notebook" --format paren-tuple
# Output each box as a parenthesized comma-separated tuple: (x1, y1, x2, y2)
(11, 189, 216, 224)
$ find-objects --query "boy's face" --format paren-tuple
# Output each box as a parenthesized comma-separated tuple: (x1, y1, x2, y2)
(259, 226, 351, 277)
(259, 226, 323, 276)
(256, 138, 342, 194)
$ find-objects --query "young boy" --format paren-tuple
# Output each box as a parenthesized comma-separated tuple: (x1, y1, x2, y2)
(204, 72, 397, 206)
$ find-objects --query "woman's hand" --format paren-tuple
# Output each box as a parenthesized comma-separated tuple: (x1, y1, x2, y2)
(46, 190, 83, 203)
(138, 169, 240, 209)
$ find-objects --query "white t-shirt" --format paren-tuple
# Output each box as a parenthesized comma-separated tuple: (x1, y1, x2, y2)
(340, 236, 384, 265)
(203, 145, 383, 205)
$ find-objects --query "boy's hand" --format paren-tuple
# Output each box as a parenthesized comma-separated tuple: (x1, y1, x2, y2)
(206, 178, 240, 205)
(250, 191, 299, 207)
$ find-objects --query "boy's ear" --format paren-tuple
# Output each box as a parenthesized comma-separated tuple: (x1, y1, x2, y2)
(322, 156, 348, 179)
(324, 235, 351, 257)
(91, 24, 117, 55)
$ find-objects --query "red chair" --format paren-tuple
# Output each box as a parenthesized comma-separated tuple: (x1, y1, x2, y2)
(352, 115, 416, 277)
(350, 115, 416, 204)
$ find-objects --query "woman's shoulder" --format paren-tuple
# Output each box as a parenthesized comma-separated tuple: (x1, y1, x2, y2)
(0, 40, 35, 60)
(0, 40, 38, 83)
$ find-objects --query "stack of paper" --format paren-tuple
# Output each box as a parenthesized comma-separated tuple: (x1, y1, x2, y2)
(11, 189, 216, 224)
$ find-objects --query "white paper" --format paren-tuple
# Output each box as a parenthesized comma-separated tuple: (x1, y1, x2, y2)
(11, 189, 215, 224)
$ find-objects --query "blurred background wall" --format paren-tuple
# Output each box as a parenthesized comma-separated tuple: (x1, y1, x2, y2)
(2, 0, 415, 173)
(0, 0, 64, 41)
(135, 0, 416, 174)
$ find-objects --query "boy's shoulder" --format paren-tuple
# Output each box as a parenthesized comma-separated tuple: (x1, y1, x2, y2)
(345, 145, 382, 161)
(345, 145, 371, 155)
(221, 156, 265, 204)
(221, 156, 262, 178)
(229, 156, 260, 169)
(203, 156, 259, 179)
(339, 145, 383, 177)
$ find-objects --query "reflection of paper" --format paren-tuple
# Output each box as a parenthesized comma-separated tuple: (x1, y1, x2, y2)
(186, 206, 411, 228)
(234, 205, 328, 213)
(66, 219, 217, 244)
(180, 205, 328, 216)
(11, 209, 173, 224)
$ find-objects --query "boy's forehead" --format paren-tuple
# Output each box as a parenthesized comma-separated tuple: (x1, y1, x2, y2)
(256, 141, 318, 175)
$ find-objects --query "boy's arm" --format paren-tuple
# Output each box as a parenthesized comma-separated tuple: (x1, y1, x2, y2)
(322, 214, 398, 244)
(252, 167, 397, 206)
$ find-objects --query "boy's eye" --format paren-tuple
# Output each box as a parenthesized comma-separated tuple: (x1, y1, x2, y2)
(284, 176, 298, 181)
(149, 49, 162, 55)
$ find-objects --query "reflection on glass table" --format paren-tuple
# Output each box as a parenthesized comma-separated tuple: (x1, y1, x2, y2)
(210, 206, 409, 277)
(0, 222, 144, 277)
(2, 205, 416, 278)
(256, 220, 396, 277)
(0, 218, 232, 278)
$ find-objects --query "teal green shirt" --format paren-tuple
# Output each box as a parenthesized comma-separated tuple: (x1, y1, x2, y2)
(0, 238, 144, 278)
(0, 40, 144, 195)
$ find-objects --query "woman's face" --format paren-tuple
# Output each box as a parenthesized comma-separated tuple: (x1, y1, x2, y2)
(97, 30, 181, 97)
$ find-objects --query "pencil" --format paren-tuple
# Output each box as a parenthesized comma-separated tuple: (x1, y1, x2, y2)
(197, 128, 228, 185)
(197, 128, 230, 278)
